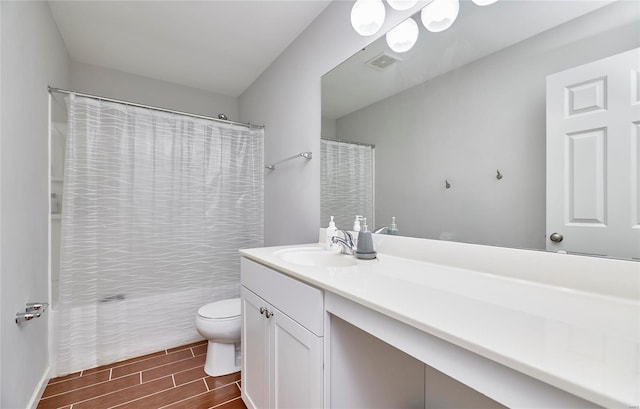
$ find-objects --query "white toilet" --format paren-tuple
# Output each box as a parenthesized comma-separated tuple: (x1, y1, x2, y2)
(195, 297, 241, 377)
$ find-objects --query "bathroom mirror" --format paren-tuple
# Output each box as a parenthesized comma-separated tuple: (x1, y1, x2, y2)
(321, 0, 640, 260)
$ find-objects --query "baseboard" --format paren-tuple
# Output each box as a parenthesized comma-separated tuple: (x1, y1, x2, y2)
(26, 366, 50, 409)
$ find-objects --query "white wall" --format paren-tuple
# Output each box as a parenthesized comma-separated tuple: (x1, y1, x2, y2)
(70, 61, 238, 121)
(334, 2, 639, 250)
(239, 1, 430, 246)
(0, 2, 70, 408)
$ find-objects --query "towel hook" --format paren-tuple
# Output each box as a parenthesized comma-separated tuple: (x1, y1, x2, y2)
(445, 179, 451, 189)
(496, 169, 503, 180)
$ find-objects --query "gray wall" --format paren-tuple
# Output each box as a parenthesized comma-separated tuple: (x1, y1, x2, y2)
(239, 1, 430, 246)
(0, 2, 70, 408)
(335, 2, 639, 250)
(70, 62, 239, 121)
(321, 117, 336, 140)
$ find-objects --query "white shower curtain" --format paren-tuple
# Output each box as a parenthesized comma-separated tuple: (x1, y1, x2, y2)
(321, 139, 374, 230)
(54, 96, 263, 376)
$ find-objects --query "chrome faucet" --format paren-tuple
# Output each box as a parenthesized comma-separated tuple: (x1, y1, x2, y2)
(373, 226, 388, 234)
(331, 230, 356, 255)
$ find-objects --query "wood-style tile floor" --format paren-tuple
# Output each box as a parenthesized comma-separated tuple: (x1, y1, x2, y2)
(37, 341, 247, 409)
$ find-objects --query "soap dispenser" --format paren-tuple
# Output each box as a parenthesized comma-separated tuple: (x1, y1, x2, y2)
(355, 217, 377, 260)
(387, 217, 399, 235)
(353, 215, 362, 232)
(326, 216, 338, 250)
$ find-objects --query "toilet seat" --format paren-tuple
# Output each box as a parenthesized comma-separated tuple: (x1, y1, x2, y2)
(197, 298, 241, 320)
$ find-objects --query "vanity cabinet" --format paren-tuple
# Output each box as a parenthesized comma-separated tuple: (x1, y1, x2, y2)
(240, 258, 324, 409)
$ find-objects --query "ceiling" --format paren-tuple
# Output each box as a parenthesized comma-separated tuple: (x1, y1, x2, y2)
(322, 0, 618, 119)
(49, 0, 332, 97)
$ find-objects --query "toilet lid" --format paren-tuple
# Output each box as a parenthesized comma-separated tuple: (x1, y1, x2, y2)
(198, 298, 241, 319)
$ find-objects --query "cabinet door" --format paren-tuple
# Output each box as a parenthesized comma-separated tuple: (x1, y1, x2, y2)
(270, 307, 323, 409)
(242, 287, 270, 409)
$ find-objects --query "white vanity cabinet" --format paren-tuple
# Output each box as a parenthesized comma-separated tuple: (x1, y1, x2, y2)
(240, 258, 324, 409)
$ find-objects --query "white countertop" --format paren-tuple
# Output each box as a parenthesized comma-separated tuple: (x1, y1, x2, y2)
(240, 241, 640, 408)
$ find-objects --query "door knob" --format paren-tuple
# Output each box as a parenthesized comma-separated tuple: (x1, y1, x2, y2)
(259, 307, 266, 315)
(549, 232, 563, 243)
(264, 310, 273, 319)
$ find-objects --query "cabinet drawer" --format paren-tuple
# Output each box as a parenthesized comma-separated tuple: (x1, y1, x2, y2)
(241, 257, 324, 336)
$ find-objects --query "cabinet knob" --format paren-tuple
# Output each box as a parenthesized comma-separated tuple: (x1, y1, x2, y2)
(259, 307, 266, 315)
(265, 310, 273, 319)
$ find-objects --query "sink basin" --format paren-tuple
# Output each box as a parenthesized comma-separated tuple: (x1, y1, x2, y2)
(275, 247, 357, 267)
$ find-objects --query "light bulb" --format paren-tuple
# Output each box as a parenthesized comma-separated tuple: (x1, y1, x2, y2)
(386, 0, 419, 11)
(351, 0, 386, 37)
(420, 0, 460, 33)
(472, 0, 498, 5)
(386, 18, 419, 53)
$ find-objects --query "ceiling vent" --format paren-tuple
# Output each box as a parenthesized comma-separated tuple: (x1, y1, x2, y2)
(366, 52, 401, 71)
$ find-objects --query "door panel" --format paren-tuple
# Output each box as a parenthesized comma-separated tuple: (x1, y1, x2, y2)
(566, 128, 606, 225)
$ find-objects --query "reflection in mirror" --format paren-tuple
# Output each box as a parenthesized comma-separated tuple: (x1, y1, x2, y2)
(321, 0, 640, 259)
(320, 137, 375, 230)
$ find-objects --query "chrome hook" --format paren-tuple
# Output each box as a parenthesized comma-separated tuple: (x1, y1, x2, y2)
(445, 179, 451, 189)
(496, 169, 503, 180)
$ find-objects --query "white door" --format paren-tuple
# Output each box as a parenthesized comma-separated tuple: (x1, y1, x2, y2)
(546, 48, 640, 259)
(270, 306, 323, 409)
(241, 287, 271, 409)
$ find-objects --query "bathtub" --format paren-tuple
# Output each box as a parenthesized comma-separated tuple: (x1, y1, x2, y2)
(49, 285, 239, 377)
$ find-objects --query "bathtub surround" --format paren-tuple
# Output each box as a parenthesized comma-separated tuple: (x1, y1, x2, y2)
(0, 1, 70, 408)
(54, 96, 263, 376)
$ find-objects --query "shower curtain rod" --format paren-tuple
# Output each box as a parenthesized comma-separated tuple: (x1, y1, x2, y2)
(48, 86, 264, 129)
(321, 137, 375, 149)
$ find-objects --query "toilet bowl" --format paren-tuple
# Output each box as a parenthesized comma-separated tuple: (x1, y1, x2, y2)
(195, 298, 241, 377)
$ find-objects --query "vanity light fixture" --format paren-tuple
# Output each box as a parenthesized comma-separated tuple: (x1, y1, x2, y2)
(351, 0, 387, 36)
(420, 0, 460, 33)
(385, 17, 419, 53)
(472, 0, 499, 5)
(386, 0, 419, 11)
(351, 0, 497, 48)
